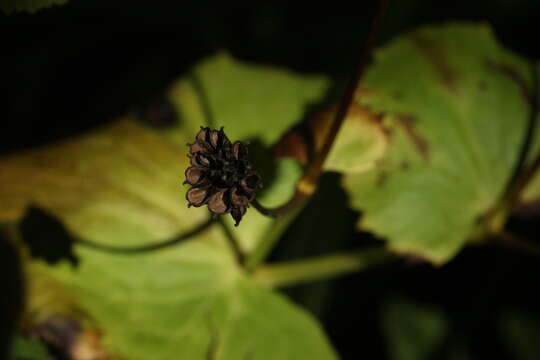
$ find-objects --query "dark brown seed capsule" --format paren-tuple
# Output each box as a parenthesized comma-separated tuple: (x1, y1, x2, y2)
(183, 126, 262, 226)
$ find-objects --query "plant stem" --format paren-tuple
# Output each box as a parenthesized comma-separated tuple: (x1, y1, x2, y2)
(494, 231, 540, 256)
(78, 217, 214, 254)
(251, 195, 304, 218)
(490, 61, 539, 229)
(247, 0, 388, 270)
(244, 205, 304, 272)
(252, 0, 388, 219)
(302, 0, 388, 188)
(218, 217, 245, 265)
(252, 247, 395, 288)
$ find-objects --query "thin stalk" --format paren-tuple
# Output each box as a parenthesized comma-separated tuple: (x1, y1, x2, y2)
(246, 0, 389, 271)
(494, 231, 540, 257)
(252, 247, 395, 288)
(504, 152, 540, 212)
(78, 217, 214, 254)
(251, 193, 305, 218)
(302, 0, 388, 188)
(218, 217, 245, 265)
(244, 204, 305, 272)
(489, 61, 539, 231)
(252, 0, 389, 218)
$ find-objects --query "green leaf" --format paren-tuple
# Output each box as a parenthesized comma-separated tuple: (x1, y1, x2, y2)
(382, 298, 448, 360)
(0, 120, 203, 246)
(499, 311, 540, 360)
(0, 0, 68, 13)
(312, 105, 388, 174)
(165, 53, 329, 148)
(0, 54, 337, 359)
(344, 23, 534, 263)
(38, 241, 337, 360)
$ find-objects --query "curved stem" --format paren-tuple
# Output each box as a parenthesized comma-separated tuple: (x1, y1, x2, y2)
(251, 193, 305, 218)
(246, 0, 388, 272)
(494, 231, 540, 257)
(244, 204, 304, 272)
(491, 61, 539, 227)
(506, 152, 540, 210)
(218, 217, 245, 265)
(252, 247, 396, 288)
(301, 0, 388, 188)
(77, 217, 214, 254)
(253, 0, 389, 219)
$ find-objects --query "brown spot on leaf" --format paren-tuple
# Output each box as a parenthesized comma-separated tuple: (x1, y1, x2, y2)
(397, 115, 430, 161)
(272, 123, 311, 165)
(273, 103, 385, 165)
(411, 34, 460, 92)
(376, 171, 388, 187)
(487, 61, 534, 106)
(400, 161, 411, 170)
(355, 86, 377, 99)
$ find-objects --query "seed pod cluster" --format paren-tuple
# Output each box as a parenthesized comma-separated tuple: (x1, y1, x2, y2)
(184, 127, 262, 226)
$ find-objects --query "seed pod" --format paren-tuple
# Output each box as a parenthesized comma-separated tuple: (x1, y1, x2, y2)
(184, 127, 262, 226)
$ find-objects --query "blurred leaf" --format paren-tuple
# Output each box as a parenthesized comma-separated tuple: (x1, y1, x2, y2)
(499, 311, 540, 360)
(273, 103, 388, 174)
(345, 23, 534, 263)
(0, 0, 68, 14)
(0, 53, 338, 359)
(325, 105, 388, 173)
(165, 53, 329, 148)
(38, 241, 337, 360)
(382, 297, 448, 360)
(519, 62, 540, 206)
(9, 334, 48, 360)
(0, 119, 202, 246)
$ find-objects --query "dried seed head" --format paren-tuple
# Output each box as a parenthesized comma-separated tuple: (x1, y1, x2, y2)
(184, 127, 262, 226)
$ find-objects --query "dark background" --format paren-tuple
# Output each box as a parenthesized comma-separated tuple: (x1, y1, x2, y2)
(1, 0, 540, 359)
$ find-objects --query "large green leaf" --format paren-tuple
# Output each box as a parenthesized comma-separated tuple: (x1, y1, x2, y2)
(165, 53, 329, 149)
(36, 241, 336, 360)
(344, 24, 534, 263)
(0, 120, 202, 246)
(0, 54, 338, 359)
(0, 0, 68, 13)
